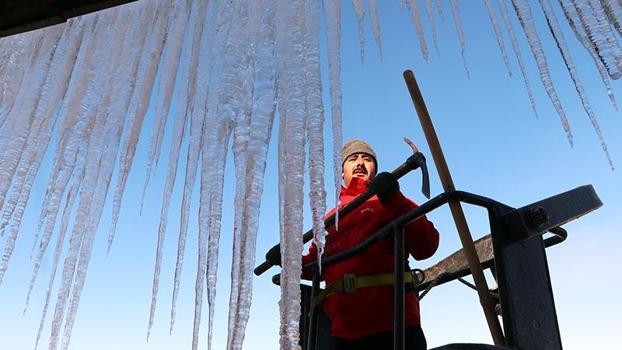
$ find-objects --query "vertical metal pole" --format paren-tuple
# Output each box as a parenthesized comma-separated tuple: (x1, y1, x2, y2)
(306, 271, 321, 350)
(394, 226, 405, 350)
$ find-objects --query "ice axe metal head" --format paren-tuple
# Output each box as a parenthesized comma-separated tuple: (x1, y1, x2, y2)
(403, 137, 430, 199)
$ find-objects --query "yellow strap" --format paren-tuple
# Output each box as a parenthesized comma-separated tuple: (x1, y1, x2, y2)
(310, 271, 418, 311)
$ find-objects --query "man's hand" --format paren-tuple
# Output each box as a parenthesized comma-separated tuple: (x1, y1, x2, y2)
(368, 172, 400, 202)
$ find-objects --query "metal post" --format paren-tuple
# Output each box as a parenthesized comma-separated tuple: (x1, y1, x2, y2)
(394, 226, 405, 350)
(306, 271, 321, 350)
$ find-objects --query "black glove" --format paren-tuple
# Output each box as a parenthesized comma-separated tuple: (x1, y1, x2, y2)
(368, 172, 400, 202)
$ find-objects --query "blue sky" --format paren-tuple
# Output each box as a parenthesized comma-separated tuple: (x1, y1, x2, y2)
(1, 1, 621, 349)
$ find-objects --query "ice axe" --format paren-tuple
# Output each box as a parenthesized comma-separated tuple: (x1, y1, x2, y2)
(402, 137, 430, 199)
(253, 141, 431, 276)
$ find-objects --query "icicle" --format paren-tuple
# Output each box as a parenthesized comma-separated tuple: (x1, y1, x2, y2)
(589, 0, 622, 76)
(539, 0, 613, 169)
(60, 73, 128, 350)
(352, 0, 366, 63)
(572, 0, 622, 79)
(3, 25, 75, 295)
(0, 28, 59, 235)
(409, 0, 429, 61)
(210, 1, 267, 348)
(99, 1, 155, 254)
(601, 0, 622, 36)
(276, 0, 306, 348)
(234, 14, 277, 350)
(498, 0, 539, 118)
(558, 0, 619, 110)
(225, 2, 277, 349)
(450, 0, 470, 78)
(323, 0, 343, 231)
(510, 0, 573, 144)
(170, 0, 233, 347)
(144, 31, 189, 346)
(304, 0, 327, 273)
(368, 0, 384, 60)
(26, 12, 128, 308)
(435, 0, 444, 19)
(484, 0, 513, 76)
(225, 0, 258, 345)
(425, 0, 440, 55)
(169, 0, 215, 335)
(32, 18, 96, 257)
(200, 110, 232, 350)
(47, 8, 130, 346)
(0, 26, 66, 284)
(108, 0, 169, 253)
(33, 184, 78, 350)
(140, 0, 192, 212)
(0, 32, 42, 128)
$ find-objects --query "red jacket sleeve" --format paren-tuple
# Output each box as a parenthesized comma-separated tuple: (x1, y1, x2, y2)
(381, 191, 439, 261)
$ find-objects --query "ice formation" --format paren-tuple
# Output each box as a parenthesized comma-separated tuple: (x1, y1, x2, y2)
(0, 0, 620, 349)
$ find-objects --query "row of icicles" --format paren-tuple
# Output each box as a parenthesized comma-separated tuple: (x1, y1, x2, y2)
(0, 0, 619, 349)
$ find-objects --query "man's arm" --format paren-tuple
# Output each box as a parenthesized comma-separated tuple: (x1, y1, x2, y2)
(370, 172, 440, 260)
(380, 191, 439, 260)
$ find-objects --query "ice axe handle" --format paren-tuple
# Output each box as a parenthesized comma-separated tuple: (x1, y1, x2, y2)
(254, 260, 274, 276)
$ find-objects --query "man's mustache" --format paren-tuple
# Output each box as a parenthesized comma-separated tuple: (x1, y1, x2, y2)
(353, 166, 368, 175)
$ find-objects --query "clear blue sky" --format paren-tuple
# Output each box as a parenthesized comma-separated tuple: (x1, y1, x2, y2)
(1, 1, 620, 349)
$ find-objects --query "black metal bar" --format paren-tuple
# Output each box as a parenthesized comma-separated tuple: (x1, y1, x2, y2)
(491, 205, 562, 349)
(302, 190, 505, 273)
(394, 226, 405, 350)
(255, 153, 426, 276)
(501, 185, 601, 240)
(306, 272, 321, 350)
(301, 187, 593, 275)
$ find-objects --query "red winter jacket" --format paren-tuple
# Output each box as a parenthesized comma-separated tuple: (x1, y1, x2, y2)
(302, 177, 439, 340)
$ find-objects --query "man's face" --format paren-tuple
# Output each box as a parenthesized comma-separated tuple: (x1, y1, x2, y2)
(342, 153, 376, 187)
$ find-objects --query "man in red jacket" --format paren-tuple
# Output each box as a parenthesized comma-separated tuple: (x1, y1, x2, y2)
(303, 140, 439, 350)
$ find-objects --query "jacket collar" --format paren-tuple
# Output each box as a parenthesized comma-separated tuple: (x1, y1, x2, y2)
(340, 177, 369, 200)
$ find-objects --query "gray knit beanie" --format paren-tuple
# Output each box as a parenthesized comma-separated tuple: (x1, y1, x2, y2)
(341, 139, 377, 168)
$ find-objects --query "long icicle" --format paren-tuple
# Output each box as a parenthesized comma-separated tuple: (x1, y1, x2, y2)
(352, 0, 366, 63)
(140, 0, 192, 212)
(47, 13, 120, 342)
(145, 0, 207, 340)
(304, 0, 327, 274)
(510, 0, 573, 144)
(601, 0, 622, 36)
(484, 0, 513, 76)
(0, 27, 65, 285)
(425, 0, 440, 55)
(200, 1, 235, 348)
(498, 0, 539, 118)
(450, 0, 470, 77)
(169, 0, 216, 334)
(572, 0, 622, 79)
(409, 0, 429, 61)
(368, 0, 384, 60)
(539, 0, 613, 169)
(588, 0, 622, 75)
(107, 0, 170, 253)
(323, 0, 342, 231)
(557, 0, 619, 110)
(275, 0, 306, 348)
